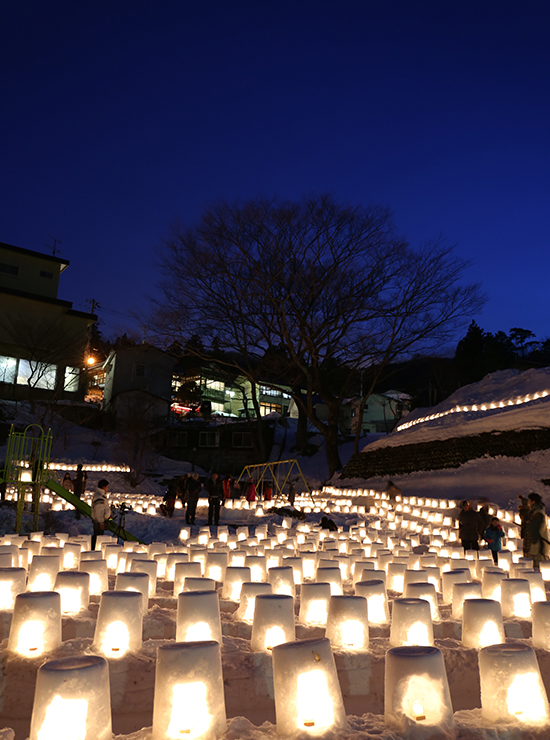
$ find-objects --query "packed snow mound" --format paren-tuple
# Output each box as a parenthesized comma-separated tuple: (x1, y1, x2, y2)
(364, 367, 550, 451)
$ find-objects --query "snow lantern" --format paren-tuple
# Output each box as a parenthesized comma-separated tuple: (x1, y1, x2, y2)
(250, 594, 295, 652)
(268, 566, 295, 597)
(481, 568, 506, 600)
(441, 569, 470, 604)
(462, 598, 505, 649)
(282, 557, 303, 585)
(79, 559, 109, 596)
(325, 595, 369, 650)
(234, 582, 272, 623)
(152, 641, 226, 740)
(8, 591, 62, 657)
(501, 578, 531, 619)
(205, 552, 228, 583)
(27, 555, 60, 592)
(0, 567, 27, 611)
(174, 562, 203, 595)
(221, 566, 251, 601)
(387, 562, 407, 593)
(115, 571, 150, 608)
(244, 555, 267, 583)
(272, 637, 347, 736)
(451, 581, 482, 620)
(390, 598, 434, 647)
(301, 552, 318, 581)
(130, 559, 158, 596)
(404, 582, 439, 621)
(166, 553, 190, 581)
(315, 566, 343, 595)
(54, 571, 90, 615)
(28, 655, 111, 740)
(61, 542, 82, 570)
(479, 643, 550, 724)
(177, 590, 222, 643)
(92, 590, 143, 658)
(298, 583, 331, 626)
(385, 646, 453, 731)
(403, 569, 429, 590)
(184, 577, 216, 593)
(354, 579, 390, 624)
(516, 569, 546, 603)
(532, 601, 550, 650)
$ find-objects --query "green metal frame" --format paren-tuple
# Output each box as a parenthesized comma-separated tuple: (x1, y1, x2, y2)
(1, 424, 53, 533)
(236, 458, 313, 503)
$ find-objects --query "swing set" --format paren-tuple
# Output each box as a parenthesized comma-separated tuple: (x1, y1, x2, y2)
(236, 458, 313, 503)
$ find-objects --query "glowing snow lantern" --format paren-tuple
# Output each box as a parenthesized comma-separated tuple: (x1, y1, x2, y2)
(102, 544, 121, 573)
(8, 591, 62, 657)
(205, 552, 228, 582)
(268, 566, 295, 597)
(532, 601, 550, 650)
(441, 568, 470, 604)
(234, 582, 273, 623)
(299, 583, 331, 626)
(0, 567, 27, 611)
(177, 590, 222, 643)
(174, 562, 203, 595)
(221, 566, 251, 601)
(93, 590, 143, 658)
(325, 595, 369, 650)
(28, 555, 60, 592)
(482, 568, 506, 600)
(390, 598, 434, 647)
(479, 643, 550, 724)
(354, 579, 390, 624)
(385, 646, 453, 732)
(451, 581, 482, 620)
(387, 563, 407, 593)
(79, 560, 108, 597)
(54, 571, 90, 614)
(130, 559, 158, 596)
(152, 641, 226, 740)
(404, 582, 439, 621)
(517, 569, 546, 604)
(501, 578, 531, 619)
(28, 655, 112, 740)
(272, 637, 347, 735)
(115, 571, 150, 608)
(462, 598, 505, 648)
(244, 555, 267, 583)
(315, 566, 343, 595)
(184, 577, 216, 593)
(251, 594, 295, 652)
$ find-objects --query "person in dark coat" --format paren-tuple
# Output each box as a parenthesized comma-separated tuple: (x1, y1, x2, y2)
(321, 515, 338, 532)
(477, 499, 492, 531)
(518, 495, 532, 557)
(458, 500, 483, 552)
(288, 482, 296, 507)
(186, 473, 202, 525)
(206, 472, 223, 526)
(161, 480, 177, 517)
(527, 493, 550, 570)
(72, 463, 87, 520)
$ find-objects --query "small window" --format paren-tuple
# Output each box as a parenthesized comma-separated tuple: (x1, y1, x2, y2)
(64, 366, 80, 392)
(17, 360, 57, 389)
(0, 263, 18, 276)
(169, 431, 188, 447)
(0, 355, 17, 384)
(199, 431, 219, 447)
(40, 270, 53, 279)
(205, 379, 224, 392)
(260, 385, 281, 397)
(260, 402, 281, 416)
(134, 364, 152, 379)
(351, 408, 356, 418)
(232, 432, 253, 448)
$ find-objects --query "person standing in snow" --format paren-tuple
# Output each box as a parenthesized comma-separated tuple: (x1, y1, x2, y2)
(186, 473, 202, 525)
(483, 516, 505, 565)
(206, 472, 223, 526)
(72, 463, 88, 520)
(518, 495, 532, 556)
(91, 479, 111, 550)
(527, 493, 550, 570)
(287, 481, 296, 507)
(458, 500, 483, 552)
(62, 472, 74, 492)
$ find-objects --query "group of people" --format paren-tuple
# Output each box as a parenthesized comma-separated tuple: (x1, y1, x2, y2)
(458, 493, 549, 568)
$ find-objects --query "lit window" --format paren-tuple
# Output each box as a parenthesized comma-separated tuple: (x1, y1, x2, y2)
(64, 367, 80, 392)
(0, 355, 17, 384)
(260, 385, 281, 397)
(211, 402, 225, 413)
(260, 402, 282, 416)
(205, 379, 224, 392)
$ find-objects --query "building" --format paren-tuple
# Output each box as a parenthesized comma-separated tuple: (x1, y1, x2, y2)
(0, 241, 95, 401)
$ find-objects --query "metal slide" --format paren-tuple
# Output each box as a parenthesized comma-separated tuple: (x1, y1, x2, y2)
(44, 479, 145, 544)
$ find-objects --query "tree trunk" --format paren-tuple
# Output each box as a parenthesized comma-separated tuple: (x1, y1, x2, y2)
(323, 410, 343, 477)
(292, 386, 308, 453)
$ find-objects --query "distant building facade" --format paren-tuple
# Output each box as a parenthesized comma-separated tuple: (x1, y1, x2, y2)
(0, 241, 95, 402)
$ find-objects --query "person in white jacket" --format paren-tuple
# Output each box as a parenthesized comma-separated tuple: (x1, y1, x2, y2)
(91, 479, 111, 550)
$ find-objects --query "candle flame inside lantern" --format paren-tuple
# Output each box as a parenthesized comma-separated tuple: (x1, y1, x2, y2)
(63, 552, 77, 569)
(512, 593, 531, 619)
(208, 566, 222, 582)
(478, 620, 501, 648)
(17, 620, 44, 656)
(37, 695, 88, 740)
(30, 573, 54, 592)
(306, 599, 327, 625)
(58, 587, 82, 615)
(405, 621, 430, 646)
(250, 565, 263, 582)
(402, 675, 444, 724)
(264, 626, 286, 651)
(302, 560, 316, 579)
(185, 621, 212, 642)
(506, 672, 548, 722)
(341, 619, 365, 649)
(297, 669, 334, 732)
(167, 681, 210, 739)
(103, 620, 130, 657)
(367, 594, 386, 624)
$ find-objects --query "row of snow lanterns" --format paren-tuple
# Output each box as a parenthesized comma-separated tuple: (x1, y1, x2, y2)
(395, 389, 550, 432)
(47, 463, 131, 472)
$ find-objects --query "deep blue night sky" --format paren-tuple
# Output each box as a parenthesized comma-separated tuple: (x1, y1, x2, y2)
(1, 1, 549, 345)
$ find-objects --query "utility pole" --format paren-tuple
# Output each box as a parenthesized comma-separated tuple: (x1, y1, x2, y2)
(85, 299, 101, 363)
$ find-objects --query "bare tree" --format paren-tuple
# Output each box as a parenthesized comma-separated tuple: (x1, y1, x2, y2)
(149, 195, 484, 477)
(114, 392, 162, 487)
